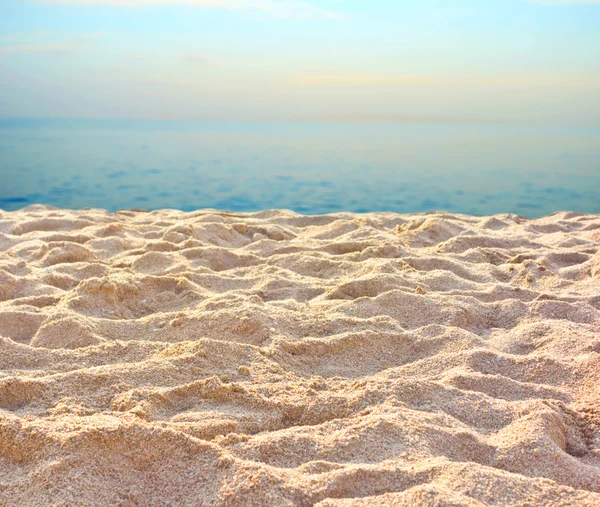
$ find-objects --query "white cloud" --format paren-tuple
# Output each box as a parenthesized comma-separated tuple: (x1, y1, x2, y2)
(35, 0, 343, 19)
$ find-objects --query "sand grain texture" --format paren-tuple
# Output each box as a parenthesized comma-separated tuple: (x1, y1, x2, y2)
(0, 206, 599, 506)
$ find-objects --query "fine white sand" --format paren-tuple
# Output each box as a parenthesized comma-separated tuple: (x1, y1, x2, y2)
(1, 205, 599, 506)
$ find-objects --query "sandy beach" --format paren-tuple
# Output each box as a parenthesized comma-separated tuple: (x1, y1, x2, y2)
(0, 205, 599, 506)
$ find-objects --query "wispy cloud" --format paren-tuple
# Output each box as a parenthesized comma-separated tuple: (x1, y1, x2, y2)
(290, 74, 436, 87)
(34, 0, 343, 19)
(0, 32, 105, 57)
(289, 72, 600, 88)
(181, 51, 215, 65)
(0, 44, 76, 56)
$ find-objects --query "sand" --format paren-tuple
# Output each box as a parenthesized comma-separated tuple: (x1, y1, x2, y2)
(0, 205, 599, 506)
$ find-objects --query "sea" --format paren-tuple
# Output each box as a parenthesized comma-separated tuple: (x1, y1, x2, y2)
(1, 118, 599, 217)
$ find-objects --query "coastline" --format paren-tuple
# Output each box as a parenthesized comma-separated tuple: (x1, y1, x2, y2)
(1, 205, 599, 505)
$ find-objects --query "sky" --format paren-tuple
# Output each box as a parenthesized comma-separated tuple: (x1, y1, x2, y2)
(0, 0, 599, 122)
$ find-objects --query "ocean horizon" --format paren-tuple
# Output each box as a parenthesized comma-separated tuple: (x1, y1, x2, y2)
(1, 118, 599, 217)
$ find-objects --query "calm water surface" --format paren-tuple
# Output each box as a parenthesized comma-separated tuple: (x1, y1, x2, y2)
(1, 119, 599, 216)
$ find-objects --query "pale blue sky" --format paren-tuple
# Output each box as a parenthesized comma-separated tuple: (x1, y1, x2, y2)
(0, 0, 599, 121)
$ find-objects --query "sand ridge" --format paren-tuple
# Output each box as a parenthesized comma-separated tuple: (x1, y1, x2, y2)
(0, 205, 599, 506)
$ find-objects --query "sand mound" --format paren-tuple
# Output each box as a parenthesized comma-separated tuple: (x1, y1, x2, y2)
(0, 207, 599, 506)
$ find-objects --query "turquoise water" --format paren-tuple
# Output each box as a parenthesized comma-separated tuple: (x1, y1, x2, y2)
(0, 119, 598, 216)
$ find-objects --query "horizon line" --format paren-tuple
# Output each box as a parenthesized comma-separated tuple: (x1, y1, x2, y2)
(1, 115, 599, 126)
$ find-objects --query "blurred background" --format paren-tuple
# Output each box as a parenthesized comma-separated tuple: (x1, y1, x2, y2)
(1, 0, 599, 215)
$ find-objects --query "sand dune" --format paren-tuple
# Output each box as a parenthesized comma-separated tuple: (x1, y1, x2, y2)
(0, 205, 599, 506)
